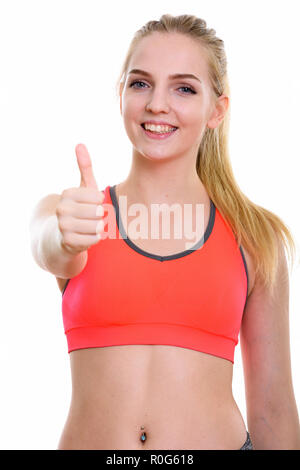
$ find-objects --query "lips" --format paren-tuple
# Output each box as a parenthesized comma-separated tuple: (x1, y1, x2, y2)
(141, 124, 178, 140)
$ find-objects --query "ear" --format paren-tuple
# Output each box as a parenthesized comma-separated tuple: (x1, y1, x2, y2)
(207, 94, 229, 129)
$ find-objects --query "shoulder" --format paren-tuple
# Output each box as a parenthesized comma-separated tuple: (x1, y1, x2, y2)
(242, 233, 289, 302)
(239, 235, 287, 300)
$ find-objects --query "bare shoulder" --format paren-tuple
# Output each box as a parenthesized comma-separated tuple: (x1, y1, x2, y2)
(240, 243, 256, 298)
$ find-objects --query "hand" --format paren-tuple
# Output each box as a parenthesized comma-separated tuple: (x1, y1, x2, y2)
(56, 143, 105, 255)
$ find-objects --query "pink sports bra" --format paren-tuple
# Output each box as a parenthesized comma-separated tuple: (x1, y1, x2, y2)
(61, 184, 248, 363)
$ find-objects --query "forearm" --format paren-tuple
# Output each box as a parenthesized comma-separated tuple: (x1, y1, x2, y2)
(36, 215, 87, 278)
(248, 402, 300, 450)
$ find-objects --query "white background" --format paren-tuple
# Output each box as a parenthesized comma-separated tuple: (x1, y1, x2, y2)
(0, 0, 299, 450)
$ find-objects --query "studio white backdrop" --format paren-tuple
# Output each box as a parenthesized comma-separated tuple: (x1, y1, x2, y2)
(0, 0, 299, 449)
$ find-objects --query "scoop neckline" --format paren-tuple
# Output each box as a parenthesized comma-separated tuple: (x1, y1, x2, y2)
(109, 184, 216, 262)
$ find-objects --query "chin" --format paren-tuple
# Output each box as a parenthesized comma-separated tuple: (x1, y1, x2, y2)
(140, 149, 181, 162)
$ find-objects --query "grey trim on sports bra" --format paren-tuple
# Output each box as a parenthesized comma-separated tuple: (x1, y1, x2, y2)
(239, 245, 249, 300)
(62, 278, 70, 296)
(110, 184, 216, 262)
(61, 186, 249, 298)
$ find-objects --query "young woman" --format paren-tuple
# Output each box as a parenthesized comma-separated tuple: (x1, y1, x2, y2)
(30, 14, 300, 450)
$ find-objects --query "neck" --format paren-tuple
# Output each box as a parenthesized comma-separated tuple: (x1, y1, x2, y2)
(118, 149, 207, 206)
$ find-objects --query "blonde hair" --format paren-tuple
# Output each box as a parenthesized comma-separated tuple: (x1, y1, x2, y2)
(115, 13, 298, 296)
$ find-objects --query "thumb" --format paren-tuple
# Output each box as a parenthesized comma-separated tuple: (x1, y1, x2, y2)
(75, 143, 98, 189)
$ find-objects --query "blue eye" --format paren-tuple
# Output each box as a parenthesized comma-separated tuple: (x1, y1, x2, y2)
(129, 80, 196, 95)
(179, 86, 196, 95)
(130, 80, 147, 89)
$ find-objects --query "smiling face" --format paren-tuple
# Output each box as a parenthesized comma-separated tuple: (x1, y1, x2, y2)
(119, 32, 228, 162)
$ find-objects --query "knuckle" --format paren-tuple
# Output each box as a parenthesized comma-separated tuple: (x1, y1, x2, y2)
(57, 200, 74, 217)
(61, 188, 70, 198)
(58, 216, 70, 233)
(56, 203, 66, 217)
(62, 187, 76, 200)
(63, 232, 74, 246)
(57, 217, 64, 231)
(55, 204, 61, 216)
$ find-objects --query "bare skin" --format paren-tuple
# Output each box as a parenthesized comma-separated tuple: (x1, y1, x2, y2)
(56, 182, 255, 450)
(56, 32, 257, 450)
(43, 28, 299, 449)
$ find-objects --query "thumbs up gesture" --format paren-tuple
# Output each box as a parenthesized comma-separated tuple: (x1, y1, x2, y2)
(77, 143, 99, 190)
(56, 144, 106, 255)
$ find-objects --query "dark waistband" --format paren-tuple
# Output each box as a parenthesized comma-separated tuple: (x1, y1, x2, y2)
(239, 432, 253, 450)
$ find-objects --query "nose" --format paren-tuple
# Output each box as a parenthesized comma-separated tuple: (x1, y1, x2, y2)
(145, 87, 170, 114)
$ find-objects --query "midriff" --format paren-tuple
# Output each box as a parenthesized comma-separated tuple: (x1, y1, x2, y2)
(57, 184, 255, 450)
(57, 345, 247, 450)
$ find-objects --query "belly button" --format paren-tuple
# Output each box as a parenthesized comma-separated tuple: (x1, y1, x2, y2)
(140, 426, 147, 443)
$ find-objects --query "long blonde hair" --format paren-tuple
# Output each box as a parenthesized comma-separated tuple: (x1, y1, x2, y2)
(115, 13, 298, 295)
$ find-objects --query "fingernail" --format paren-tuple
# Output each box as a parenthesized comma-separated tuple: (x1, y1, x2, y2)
(96, 220, 104, 233)
(96, 205, 104, 217)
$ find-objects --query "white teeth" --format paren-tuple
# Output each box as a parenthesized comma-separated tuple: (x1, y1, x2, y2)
(144, 123, 176, 133)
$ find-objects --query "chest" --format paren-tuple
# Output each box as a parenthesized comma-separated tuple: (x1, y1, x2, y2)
(57, 195, 255, 298)
(117, 195, 255, 298)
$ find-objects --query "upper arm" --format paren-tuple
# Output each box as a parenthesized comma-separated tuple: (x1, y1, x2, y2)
(240, 238, 295, 415)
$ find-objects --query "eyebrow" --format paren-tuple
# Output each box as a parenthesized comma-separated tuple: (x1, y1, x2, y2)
(128, 68, 202, 83)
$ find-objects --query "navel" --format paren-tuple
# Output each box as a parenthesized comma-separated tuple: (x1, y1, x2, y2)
(140, 425, 147, 443)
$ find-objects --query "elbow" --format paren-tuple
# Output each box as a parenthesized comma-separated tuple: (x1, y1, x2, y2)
(247, 399, 300, 449)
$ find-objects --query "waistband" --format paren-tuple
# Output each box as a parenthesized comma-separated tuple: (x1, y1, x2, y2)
(239, 432, 253, 450)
